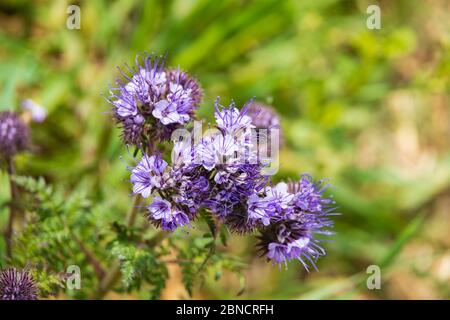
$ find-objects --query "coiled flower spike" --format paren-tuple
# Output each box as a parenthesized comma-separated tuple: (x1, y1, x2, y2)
(107, 54, 202, 145)
(0, 267, 38, 300)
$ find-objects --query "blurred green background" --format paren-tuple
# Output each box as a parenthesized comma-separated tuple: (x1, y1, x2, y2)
(1, 0, 449, 299)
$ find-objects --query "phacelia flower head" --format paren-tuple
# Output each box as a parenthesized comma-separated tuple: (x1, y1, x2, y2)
(247, 102, 281, 131)
(0, 111, 30, 160)
(108, 54, 202, 145)
(257, 175, 336, 270)
(0, 267, 38, 300)
(164, 68, 202, 118)
(287, 174, 335, 214)
(130, 148, 199, 231)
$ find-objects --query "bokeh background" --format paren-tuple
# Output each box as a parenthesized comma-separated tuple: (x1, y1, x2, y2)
(1, 0, 449, 299)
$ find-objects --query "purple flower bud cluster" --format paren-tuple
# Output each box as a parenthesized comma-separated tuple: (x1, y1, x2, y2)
(0, 111, 30, 160)
(0, 267, 38, 300)
(255, 176, 336, 269)
(247, 102, 281, 132)
(108, 54, 202, 145)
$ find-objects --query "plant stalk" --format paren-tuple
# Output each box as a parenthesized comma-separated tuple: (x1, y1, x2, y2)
(72, 233, 106, 280)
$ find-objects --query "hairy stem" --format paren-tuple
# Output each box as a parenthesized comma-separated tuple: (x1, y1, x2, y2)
(5, 158, 19, 259)
(71, 233, 106, 280)
(125, 194, 142, 227)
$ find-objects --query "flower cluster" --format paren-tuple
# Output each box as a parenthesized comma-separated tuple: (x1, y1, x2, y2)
(129, 98, 266, 231)
(0, 267, 38, 300)
(108, 54, 202, 145)
(110, 53, 337, 269)
(128, 98, 336, 269)
(0, 111, 30, 160)
(255, 176, 335, 269)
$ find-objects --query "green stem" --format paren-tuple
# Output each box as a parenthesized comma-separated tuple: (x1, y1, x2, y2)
(5, 158, 18, 259)
(93, 195, 141, 299)
(125, 194, 142, 227)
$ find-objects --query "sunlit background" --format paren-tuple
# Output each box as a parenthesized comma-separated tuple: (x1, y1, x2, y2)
(0, 0, 449, 299)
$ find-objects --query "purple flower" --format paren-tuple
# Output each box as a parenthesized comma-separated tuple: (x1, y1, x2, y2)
(119, 114, 145, 145)
(108, 54, 202, 145)
(175, 172, 211, 210)
(257, 175, 336, 270)
(171, 138, 194, 167)
(223, 208, 256, 234)
(197, 134, 240, 171)
(246, 102, 284, 156)
(124, 95, 337, 271)
(152, 100, 184, 125)
(214, 98, 254, 134)
(213, 170, 229, 184)
(114, 96, 138, 118)
(265, 182, 294, 215)
(246, 102, 281, 131)
(257, 221, 313, 269)
(192, 103, 268, 222)
(204, 163, 267, 221)
(0, 111, 30, 160)
(21, 99, 47, 123)
(0, 268, 38, 300)
(288, 174, 334, 213)
(152, 72, 200, 125)
(247, 193, 274, 226)
(147, 197, 190, 231)
(127, 98, 266, 232)
(267, 243, 289, 264)
(122, 56, 167, 104)
(130, 154, 168, 198)
(134, 146, 204, 231)
(266, 236, 311, 265)
(167, 68, 202, 107)
(247, 183, 293, 226)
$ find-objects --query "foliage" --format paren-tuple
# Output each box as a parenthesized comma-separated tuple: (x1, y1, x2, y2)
(4, 175, 245, 299)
